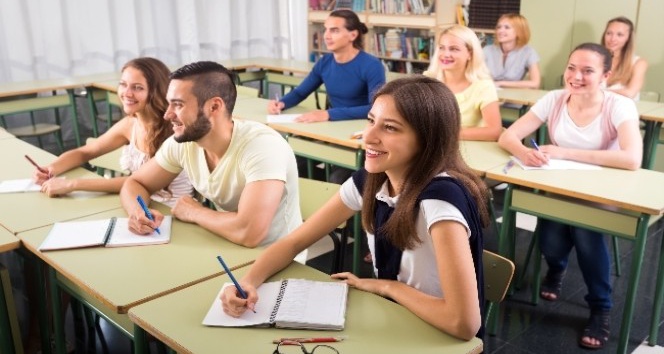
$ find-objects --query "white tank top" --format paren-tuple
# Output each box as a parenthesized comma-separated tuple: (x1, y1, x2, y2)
(120, 118, 193, 207)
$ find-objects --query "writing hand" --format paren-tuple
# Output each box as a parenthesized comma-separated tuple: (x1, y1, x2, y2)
(171, 195, 202, 223)
(220, 282, 258, 317)
(33, 166, 54, 185)
(267, 100, 285, 114)
(128, 207, 164, 235)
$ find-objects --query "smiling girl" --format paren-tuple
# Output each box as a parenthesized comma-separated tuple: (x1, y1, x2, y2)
(601, 16, 648, 100)
(33, 57, 193, 206)
(425, 25, 501, 141)
(498, 43, 642, 349)
(222, 76, 490, 340)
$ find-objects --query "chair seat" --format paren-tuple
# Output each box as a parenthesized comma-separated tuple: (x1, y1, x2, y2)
(9, 123, 61, 137)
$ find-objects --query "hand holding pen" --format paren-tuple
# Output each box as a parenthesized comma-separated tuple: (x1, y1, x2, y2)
(26, 154, 53, 183)
(528, 138, 549, 166)
(134, 195, 162, 235)
(218, 255, 257, 314)
(267, 93, 284, 114)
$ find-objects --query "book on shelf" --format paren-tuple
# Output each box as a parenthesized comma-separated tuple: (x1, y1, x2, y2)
(335, 0, 353, 10)
(39, 216, 173, 251)
(203, 278, 349, 330)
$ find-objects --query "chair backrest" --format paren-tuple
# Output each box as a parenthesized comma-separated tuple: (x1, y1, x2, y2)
(298, 177, 340, 221)
(482, 250, 515, 303)
(640, 91, 660, 103)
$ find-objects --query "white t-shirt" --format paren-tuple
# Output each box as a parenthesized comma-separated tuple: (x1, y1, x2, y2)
(530, 89, 638, 150)
(339, 173, 470, 298)
(155, 119, 302, 245)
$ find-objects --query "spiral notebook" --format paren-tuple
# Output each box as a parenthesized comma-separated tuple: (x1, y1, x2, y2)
(39, 216, 172, 251)
(203, 279, 348, 330)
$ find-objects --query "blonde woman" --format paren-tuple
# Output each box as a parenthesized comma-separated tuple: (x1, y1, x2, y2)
(601, 16, 648, 100)
(484, 13, 541, 89)
(425, 25, 502, 141)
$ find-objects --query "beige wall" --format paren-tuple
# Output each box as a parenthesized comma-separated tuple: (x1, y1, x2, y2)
(522, 0, 662, 99)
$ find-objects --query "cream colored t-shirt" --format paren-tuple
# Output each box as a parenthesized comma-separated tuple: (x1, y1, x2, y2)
(155, 119, 302, 245)
(454, 79, 498, 128)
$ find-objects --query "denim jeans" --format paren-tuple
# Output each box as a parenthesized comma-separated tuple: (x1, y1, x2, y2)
(538, 218, 612, 310)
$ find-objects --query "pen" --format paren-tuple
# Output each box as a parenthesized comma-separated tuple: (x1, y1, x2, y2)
(217, 255, 256, 313)
(272, 336, 347, 344)
(25, 154, 51, 177)
(136, 195, 160, 234)
(530, 138, 540, 151)
(274, 93, 281, 115)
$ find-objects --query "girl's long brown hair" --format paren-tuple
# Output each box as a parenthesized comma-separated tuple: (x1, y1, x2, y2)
(361, 76, 490, 250)
(121, 57, 172, 157)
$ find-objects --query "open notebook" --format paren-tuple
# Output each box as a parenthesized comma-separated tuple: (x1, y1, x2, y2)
(266, 114, 300, 123)
(510, 156, 602, 170)
(203, 279, 348, 330)
(0, 179, 42, 193)
(39, 216, 172, 251)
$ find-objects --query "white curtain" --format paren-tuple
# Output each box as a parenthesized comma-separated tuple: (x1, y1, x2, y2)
(0, 0, 309, 83)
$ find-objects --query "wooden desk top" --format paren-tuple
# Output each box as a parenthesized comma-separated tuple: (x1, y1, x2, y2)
(129, 262, 483, 354)
(0, 138, 122, 234)
(0, 72, 117, 98)
(91, 79, 119, 92)
(486, 165, 664, 215)
(237, 57, 314, 74)
(269, 120, 366, 150)
(18, 207, 263, 314)
(0, 226, 20, 254)
(232, 97, 311, 124)
(497, 88, 548, 106)
(640, 105, 664, 122)
(460, 141, 510, 177)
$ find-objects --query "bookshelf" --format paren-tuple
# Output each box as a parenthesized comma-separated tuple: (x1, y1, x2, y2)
(308, 0, 463, 74)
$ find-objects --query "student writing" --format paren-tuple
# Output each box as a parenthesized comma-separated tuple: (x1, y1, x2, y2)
(120, 61, 301, 247)
(222, 76, 490, 340)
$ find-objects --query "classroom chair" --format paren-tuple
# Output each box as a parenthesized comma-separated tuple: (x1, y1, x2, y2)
(483, 250, 515, 336)
(236, 85, 260, 98)
(82, 88, 123, 137)
(0, 92, 72, 152)
(298, 177, 346, 274)
(235, 70, 265, 96)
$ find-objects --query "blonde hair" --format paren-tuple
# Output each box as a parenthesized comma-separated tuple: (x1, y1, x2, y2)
(424, 25, 492, 83)
(601, 16, 636, 87)
(495, 13, 531, 48)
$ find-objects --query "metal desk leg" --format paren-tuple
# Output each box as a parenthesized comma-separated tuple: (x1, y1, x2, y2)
(617, 215, 650, 354)
(133, 324, 149, 354)
(642, 121, 662, 170)
(649, 222, 664, 346)
(66, 89, 82, 147)
(49, 268, 66, 354)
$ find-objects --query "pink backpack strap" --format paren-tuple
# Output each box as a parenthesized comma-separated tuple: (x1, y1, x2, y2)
(546, 91, 570, 145)
(599, 92, 618, 150)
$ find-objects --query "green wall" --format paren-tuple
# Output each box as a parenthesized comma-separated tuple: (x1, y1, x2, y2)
(522, 0, 662, 99)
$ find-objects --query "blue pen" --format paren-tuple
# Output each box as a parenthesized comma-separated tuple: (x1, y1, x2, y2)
(530, 138, 541, 151)
(136, 195, 161, 235)
(217, 255, 256, 313)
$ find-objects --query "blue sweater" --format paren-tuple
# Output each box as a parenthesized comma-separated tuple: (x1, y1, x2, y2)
(280, 51, 386, 121)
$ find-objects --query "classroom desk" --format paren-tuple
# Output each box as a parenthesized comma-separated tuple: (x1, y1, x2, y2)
(0, 72, 119, 147)
(128, 262, 483, 354)
(0, 138, 122, 234)
(0, 226, 21, 354)
(639, 104, 664, 169)
(486, 165, 664, 354)
(17, 206, 264, 352)
(459, 141, 511, 177)
(232, 96, 311, 124)
(497, 88, 548, 106)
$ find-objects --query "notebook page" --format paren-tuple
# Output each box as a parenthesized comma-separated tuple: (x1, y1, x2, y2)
(276, 279, 348, 330)
(39, 219, 110, 251)
(202, 281, 282, 327)
(105, 216, 172, 247)
(510, 156, 602, 170)
(266, 114, 300, 124)
(0, 179, 41, 193)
